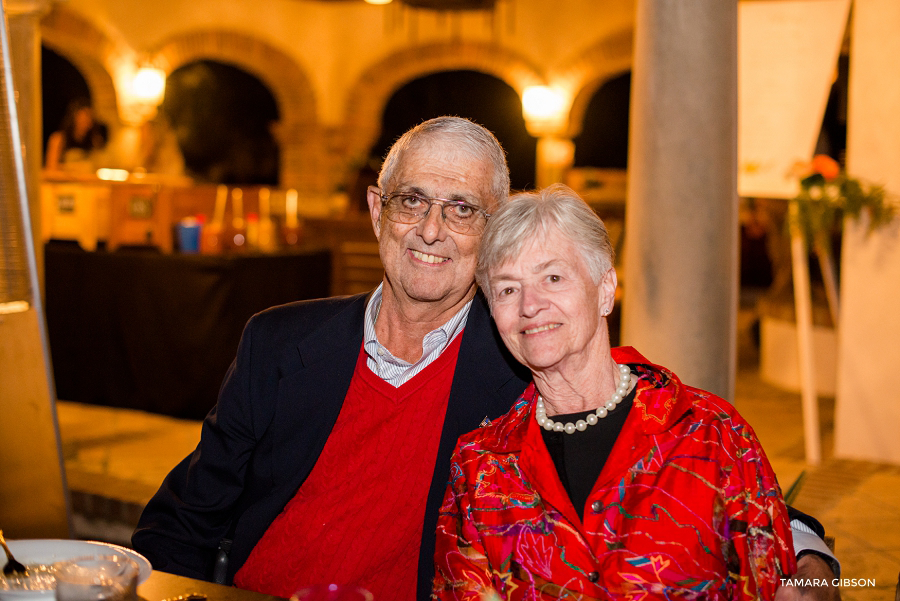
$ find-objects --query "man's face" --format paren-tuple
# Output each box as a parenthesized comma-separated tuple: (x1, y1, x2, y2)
(367, 143, 496, 311)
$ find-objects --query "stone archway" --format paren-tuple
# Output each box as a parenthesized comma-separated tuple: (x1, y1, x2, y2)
(40, 6, 122, 133)
(153, 30, 318, 189)
(556, 28, 634, 139)
(340, 42, 545, 179)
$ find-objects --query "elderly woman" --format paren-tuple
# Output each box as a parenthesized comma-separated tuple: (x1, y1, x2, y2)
(432, 185, 795, 600)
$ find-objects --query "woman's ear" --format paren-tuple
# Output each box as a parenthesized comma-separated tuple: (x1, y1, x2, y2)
(599, 267, 618, 316)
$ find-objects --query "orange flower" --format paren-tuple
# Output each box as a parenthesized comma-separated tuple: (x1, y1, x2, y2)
(811, 154, 840, 181)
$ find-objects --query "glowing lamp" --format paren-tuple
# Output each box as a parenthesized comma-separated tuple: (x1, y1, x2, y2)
(522, 86, 566, 121)
(131, 67, 166, 105)
(365, 0, 392, 4)
(96, 168, 130, 182)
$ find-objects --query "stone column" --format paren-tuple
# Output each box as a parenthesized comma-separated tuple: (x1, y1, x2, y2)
(534, 136, 574, 189)
(622, 0, 739, 399)
(6, 0, 51, 288)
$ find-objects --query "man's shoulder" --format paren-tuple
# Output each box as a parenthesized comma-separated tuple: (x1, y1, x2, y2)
(246, 293, 369, 340)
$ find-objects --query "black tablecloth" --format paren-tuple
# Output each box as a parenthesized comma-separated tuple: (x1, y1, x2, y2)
(45, 243, 331, 419)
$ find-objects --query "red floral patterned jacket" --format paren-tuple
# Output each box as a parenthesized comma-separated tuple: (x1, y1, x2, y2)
(433, 347, 795, 601)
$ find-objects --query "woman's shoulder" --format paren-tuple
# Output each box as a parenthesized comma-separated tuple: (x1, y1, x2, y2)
(678, 385, 767, 448)
(683, 385, 749, 423)
(455, 396, 533, 456)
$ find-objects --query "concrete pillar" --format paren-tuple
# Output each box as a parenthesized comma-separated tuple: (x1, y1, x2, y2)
(834, 0, 900, 464)
(622, 0, 739, 399)
(535, 137, 574, 189)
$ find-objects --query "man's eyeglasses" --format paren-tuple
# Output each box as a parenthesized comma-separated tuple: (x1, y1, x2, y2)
(374, 187, 491, 235)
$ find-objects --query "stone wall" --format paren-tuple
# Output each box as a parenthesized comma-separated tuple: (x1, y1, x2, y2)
(40, 0, 636, 192)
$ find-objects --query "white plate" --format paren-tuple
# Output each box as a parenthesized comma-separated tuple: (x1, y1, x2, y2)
(1, 539, 151, 600)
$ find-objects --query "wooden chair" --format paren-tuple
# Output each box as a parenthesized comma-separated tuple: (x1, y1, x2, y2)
(332, 241, 383, 296)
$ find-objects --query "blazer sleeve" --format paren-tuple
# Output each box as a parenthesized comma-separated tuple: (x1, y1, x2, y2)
(131, 313, 265, 580)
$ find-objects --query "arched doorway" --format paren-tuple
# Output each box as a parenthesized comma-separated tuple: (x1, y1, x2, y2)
(164, 60, 280, 184)
(573, 72, 631, 169)
(368, 70, 536, 193)
(570, 71, 631, 346)
(41, 46, 92, 159)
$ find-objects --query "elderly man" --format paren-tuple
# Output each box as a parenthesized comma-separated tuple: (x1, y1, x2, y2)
(132, 117, 530, 601)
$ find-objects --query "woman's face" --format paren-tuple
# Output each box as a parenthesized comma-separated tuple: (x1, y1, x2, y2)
(73, 108, 94, 138)
(486, 227, 616, 375)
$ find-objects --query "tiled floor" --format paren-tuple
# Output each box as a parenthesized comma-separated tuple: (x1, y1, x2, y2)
(57, 361, 900, 600)
(731, 369, 900, 600)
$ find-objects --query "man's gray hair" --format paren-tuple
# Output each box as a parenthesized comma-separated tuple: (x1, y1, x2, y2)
(378, 116, 510, 206)
(476, 184, 615, 295)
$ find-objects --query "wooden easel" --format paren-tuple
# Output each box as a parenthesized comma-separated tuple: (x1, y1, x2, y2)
(788, 199, 822, 465)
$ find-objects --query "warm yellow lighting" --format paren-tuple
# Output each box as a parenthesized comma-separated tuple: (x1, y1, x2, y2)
(522, 86, 566, 121)
(131, 67, 166, 105)
(365, 0, 392, 4)
(96, 168, 130, 181)
(0, 301, 29, 315)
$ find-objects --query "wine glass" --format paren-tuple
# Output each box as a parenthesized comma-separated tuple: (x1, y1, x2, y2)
(290, 584, 373, 601)
(54, 555, 138, 601)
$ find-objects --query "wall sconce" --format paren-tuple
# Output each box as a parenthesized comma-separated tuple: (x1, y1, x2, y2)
(522, 85, 573, 186)
(522, 86, 565, 119)
(119, 64, 166, 125)
(131, 66, 167, 106)
(522, 85, 568, 137)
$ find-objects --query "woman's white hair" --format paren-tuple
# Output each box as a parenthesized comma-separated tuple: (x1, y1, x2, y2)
(476, 183, 615, 296)
(378, 116, 510, 205)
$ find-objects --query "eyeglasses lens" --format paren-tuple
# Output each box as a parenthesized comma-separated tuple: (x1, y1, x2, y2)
(384, 194, 485, 234)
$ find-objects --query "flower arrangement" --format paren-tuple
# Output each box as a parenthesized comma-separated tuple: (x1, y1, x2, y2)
(788, 155, 896, 326)
(791, 154, 895, 241)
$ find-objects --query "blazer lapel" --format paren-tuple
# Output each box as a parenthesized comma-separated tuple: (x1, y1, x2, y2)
(447, 291, 532, 431)
(270, 294, 369, 490)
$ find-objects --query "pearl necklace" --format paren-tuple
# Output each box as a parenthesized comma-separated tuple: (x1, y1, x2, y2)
(535, 363, 633, 434)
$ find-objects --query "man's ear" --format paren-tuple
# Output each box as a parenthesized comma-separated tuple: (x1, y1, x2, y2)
(366, 186, 382, 240)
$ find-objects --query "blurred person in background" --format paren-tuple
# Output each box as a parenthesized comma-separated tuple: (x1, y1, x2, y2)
(139, 111, 186, 177)
(44, 97, 107, 173)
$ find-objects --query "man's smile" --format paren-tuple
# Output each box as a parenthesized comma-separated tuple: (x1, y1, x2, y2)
(410, 249, 450, 264)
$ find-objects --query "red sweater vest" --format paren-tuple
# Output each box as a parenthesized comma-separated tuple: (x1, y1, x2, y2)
(234, 333, 464, 600)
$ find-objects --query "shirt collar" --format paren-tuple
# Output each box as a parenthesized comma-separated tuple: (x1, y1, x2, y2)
(362, 283, 472, 369)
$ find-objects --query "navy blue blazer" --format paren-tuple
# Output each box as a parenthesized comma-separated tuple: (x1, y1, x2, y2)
(132, 290, 531, 601)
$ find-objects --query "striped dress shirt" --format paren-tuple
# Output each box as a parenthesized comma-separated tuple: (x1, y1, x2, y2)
(363, 283, 472, 387)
